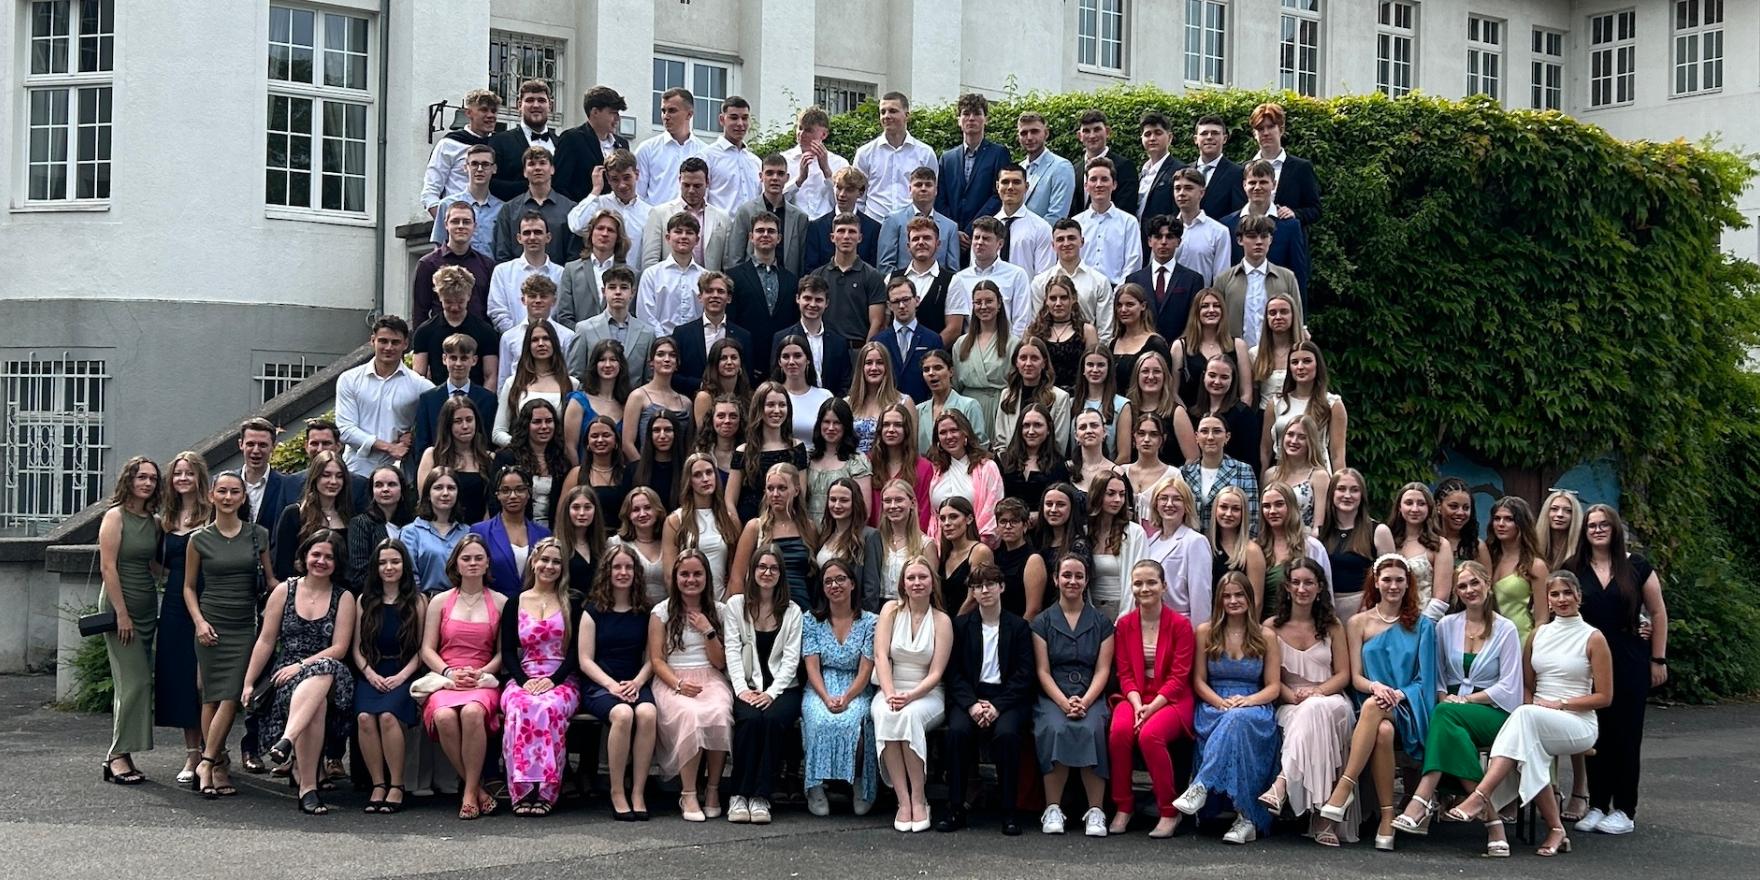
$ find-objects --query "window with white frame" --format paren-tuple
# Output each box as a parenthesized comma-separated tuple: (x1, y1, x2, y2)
(1466, 16, 1503, 101)
(265, 4, 373, 215)
(488, 31, 566, 126)
(1588, 9, 1636, 108)
(1077, 0, 1125, 72)
(1531, 28, 1564, 110)
(1, 354, 107, 530)
(1376, 2, 1416, 98)
(1279, 0, 1322, 98)
(813, 78, 873, 117)
(651, 54, 730, 134)
(1185, 0, 1228, 86)
(1672, 0, 1723, 95)
(256, 359, 317, 405)
(22, 0, 113, 204)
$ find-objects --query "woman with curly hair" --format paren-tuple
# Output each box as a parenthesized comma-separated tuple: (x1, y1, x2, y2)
(491, 399, 569, 526)
(648, 549, 734, 822)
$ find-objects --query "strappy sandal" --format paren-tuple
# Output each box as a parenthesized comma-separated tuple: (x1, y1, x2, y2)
(529, 800, 552, 817)
(1392, 795, 1437, 835)
(102, 755, 146, 785)
(1312, 817, 1341, 848)
(297, 790, 329, 815)
(193, 754, 221, 799)
(1483, 818, 1510, 858)
(381, 785, 407, 814)
(1445, 788, 1491, 823)
(363, 783, 389, 813)
(458, 797, 482, 820)
(1560, 792, 1591, 823)
(1536, 826, 1572, 857)
(1257, 776, 1288, 813)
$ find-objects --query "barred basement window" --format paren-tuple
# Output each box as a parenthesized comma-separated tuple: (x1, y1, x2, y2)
(1, 354, 108, 530)
(814, 78, 872, 116)
(257, 359, 317, 405)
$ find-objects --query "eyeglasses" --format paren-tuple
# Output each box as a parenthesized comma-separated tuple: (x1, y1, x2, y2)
(755, 562, 781, 573)
(1585, 522, 1613, 532)
(970, 581, 1002, 592)
(822, 574, 852, 587)
(497, 486, 530, 495)
(466, 161, 495, 169)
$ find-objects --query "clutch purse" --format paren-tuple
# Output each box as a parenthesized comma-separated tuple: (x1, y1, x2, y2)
(78, 611, 118, 637)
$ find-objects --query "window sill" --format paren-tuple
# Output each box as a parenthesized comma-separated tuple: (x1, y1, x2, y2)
(265, 207, 377, 228)
(1583, 101, 1637, 112)
(1668, 87, 1725, 101)
(1076, 64, 1129, 80)
(10, 200, 110, 214)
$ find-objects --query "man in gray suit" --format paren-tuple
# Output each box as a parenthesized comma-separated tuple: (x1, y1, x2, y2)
(553, 206, 632, 326)
(569, 265, 658, 383)
(638, 157, 732, 272)
(723, 153, 809, 276)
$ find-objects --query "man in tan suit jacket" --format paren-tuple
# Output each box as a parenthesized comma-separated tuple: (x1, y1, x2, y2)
(1213, 213, 1303, 346)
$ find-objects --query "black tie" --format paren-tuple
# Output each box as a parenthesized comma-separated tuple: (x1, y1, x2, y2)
(1000, 216, 1018, 262)
(530, 131, 552, 143)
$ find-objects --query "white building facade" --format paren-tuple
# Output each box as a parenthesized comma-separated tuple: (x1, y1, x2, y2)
(0, 0, 1753, 530)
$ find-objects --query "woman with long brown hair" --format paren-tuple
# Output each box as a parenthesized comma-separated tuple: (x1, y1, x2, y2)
(577, 543, 658, 820)
(416, 395, 491, 524)
(723, 543, 806, 824)
(272, 450, 352, 582)
(1262, 558, 1358, 844)
(97, 455, 163, 786)
(866, 401, 934, 529)
(351, 538, 426, 813)
(648, 549, 734, 822)
(993, 335, 1071, 454)
(497, 537, 582, 816)
(420, 534, 507, 820)
(663, 452, 739, 596)
(565, 337, 632, 467)
(493, 319, 576, 447)
(157, 452, 211, 784)
(951, 279, 1015, 422)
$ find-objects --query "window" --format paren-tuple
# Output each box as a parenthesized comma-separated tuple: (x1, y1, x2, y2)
(1588, 10, 1636, 108)
(651, 54, 729, 134)
(1279, 0, 1322, 97)
(22, 0, 113, 204)
(256, 359, 317, 405)
(813, 78, 872, 117)
(1376, 2, 1416, 98)
(1531, 28, 1565, 110)
(1672, 0, 1724, 95)
(1077, 0, 1125, 72)
(1, 355, 107, 530)
(1184, 0, 1228, 86)
(265, 4, 373, 215)
(488, 31, 566, 126)
(1466, 16, 1503, 101)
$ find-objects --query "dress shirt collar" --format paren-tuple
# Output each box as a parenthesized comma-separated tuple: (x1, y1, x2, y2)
(907, 262, 940, 281)
(714, 135, 746, 152)
(1243, 259, 1268, 275)
(522, 123, 555, 142)
(894, 320, 919, 338)
(1149, 256, 1179, 275)
(445, 380, 472, 396)
(1256, 148, 1286, 166)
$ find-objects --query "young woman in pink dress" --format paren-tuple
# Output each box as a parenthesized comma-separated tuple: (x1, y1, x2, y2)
(419, 534, 507, 820)
(498, 537, 583, 816)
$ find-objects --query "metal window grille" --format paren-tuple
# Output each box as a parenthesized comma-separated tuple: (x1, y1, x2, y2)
(256, 359, 317, 405)
(2, 354, 108, 530)
(813, 78, 872, 116)
(490, 31, 566, 127)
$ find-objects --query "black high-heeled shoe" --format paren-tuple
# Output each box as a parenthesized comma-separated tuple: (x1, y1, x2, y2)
(265, 738, 294, 766)
(102, 755, 145, 785)
(193, 755, 220, 799)
(297, 790, 329, 815)
(381, 784, 407, 814)
(364, 783, 388, 813)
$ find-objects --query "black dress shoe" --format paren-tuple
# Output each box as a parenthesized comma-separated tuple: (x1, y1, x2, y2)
(935, 810, 968, 832)
(1002, 816, 1023, 836)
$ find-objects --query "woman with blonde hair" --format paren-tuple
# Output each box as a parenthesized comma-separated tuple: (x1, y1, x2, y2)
(98, 455, 163, 786)
(1141, 473, 1214, 625)
(1125, 349, 1196, 463)
(951, 279, 1016, 421)
(847, 341, 913, 454)
(610, 487, 667, 605)
(1247, 293, 1308, 410)
(1536, 489, 1584, 570)
(872, 554, 953, 832)
(662, 452, 739, 596)
(497, 537, 582, 816)
(1263, 415, 1331, 530)
(728, 462, 820, 608)
(1265, 340, 1346, 472)
(1208, 485, 1266, 605)
(876, 478, 932, 607)
(157, 451, 212, 784)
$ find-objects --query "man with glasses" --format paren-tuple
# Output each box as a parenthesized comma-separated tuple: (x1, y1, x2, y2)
(429, 144, 504, 256)
(724, 153, 809, 275)
(423, 88, 501, 214)
(938, 562, 1034, 836)
(726, 212, 799, 384)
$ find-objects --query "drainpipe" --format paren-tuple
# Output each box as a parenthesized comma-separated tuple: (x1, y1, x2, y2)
(371, 0, 392, 320)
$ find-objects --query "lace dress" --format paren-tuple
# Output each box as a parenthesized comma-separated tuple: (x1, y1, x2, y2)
(257, 581, 355, 748)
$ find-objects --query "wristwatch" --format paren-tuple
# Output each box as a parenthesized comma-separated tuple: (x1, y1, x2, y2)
(703, 628, 719, 640)
(1651, 657, 1668, 666)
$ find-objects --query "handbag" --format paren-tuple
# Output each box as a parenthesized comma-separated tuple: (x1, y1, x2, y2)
(78, 610, 118, 637)
(410, 670, 500, 703)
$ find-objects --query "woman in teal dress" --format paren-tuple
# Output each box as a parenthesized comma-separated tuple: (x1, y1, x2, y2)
(950, 281, 1015, 425)
(98, 455, 163, 785)
(185, 471, 274, 798)
(801, 558, 879, 816)
(1317, 554, 1436, 849)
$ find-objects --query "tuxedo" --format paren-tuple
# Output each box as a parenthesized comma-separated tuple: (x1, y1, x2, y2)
(1069, 148, 1139, 218)
(673, 317, 754, 395)
(488, 125, 559, 201)
(772, 323, 851, 396)
(553, 125, 629, 202)
(934, 139, 1010, 232)
(876, 321, 943, 402)
(725, 260, 800, 385)
(1125, 261, 1208, 342)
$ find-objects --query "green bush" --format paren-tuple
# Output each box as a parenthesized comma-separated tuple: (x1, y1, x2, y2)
(270, 409, 335, 473)
(759, 87, 1760, 700)
(62, 610, 114, 714)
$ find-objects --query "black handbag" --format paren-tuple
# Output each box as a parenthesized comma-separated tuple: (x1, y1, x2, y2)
(78, 610, 117, 637)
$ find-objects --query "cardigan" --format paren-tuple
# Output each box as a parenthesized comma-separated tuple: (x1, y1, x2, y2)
(1431, 610, 1524, 713)
(496, 588, 586, 687)
(723, 595, 805, 699)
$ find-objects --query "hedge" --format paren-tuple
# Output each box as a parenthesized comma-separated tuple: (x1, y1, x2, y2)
(757, 87, 1760, 701)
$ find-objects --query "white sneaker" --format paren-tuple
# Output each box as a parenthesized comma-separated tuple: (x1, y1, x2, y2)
(727, 795, 751, 823)
(1083, 807, 1108, 837)
(1574, 808, 1607, 833)
(806, 785, 831, 817)
(1223, 815, 1258, 844)
(852, 794, 874, 816)
(1597, 809, 1635, 834)
(1041, 804, 1066, 834)
(1172, 782, 1209, 816)
(749, 797, 772, 824)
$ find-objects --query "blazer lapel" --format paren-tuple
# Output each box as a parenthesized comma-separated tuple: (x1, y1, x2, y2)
(1153, 607, 1176, 684)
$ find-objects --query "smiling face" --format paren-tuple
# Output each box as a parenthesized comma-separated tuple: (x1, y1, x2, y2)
(1455, 567, 1488, 609)
(608, 552, 637, 590)
(170, 457, 199, 496)
(1331, 472, 1362, 515)
(1548, 497, 1576, 530)
(586, 421, 616, 458)
(1055, 557, 1088, 602)
(1101, 476, 1129, 516)
(675, 556, 708, 599)
(901, 560, 934, 600)
(531, 544, 563, 586)
(304, 540, 337, 579)
(762, 390, 789, 429)
(821, 563, 854, 608)
(427, 475, 458, 513)
(1041, 489, 1072, 528)
(1374, 563, 1409, 605)
(1287, 349, 1316, 385)
(130, 462, 161, 501)
(1019, 410, 1049, 450)
(971, 286, 1001, 325)
(937, 418, 966, 456)
(315, 460, 345, 500)
(1399, 489, 1431, 527)
(1214, 491, 1244, 531)
(1584, 510, 1615, 549)
(752, 550, 783, 591)
(527, 405, 556, 445)
(882, 484, 912, 524)
(1546, 577, 1581, 617)
(1135, 355, 1165, 395)
(376, 547, 404, 586)
(715, 345, 742, 379)
(1261, 489, 1288, 529)
(1440, 491, 1473, 535)
(1286, 564, 1319, 608)
(777, 343, 807, 379)
(879, 409, 909, 449)
(1114, 288, 1143, 327)
(862, 347, 889, 385)
(1155, 485, 1185, 529)
(1131, 563, 1165, 609)
(937, 504, 969, 539)
(1280, 420, 1309, 460)
(826, 484, 854, 522)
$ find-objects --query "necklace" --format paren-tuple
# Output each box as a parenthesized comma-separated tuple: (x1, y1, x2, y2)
(1373, 606, 1401, 624)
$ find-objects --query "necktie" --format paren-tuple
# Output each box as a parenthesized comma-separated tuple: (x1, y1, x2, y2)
(1203, 162, 1215, 184)
(1155, 267, 1168, 305)
(451, 388, 466, 397)
(1001, 216, 1018, 262)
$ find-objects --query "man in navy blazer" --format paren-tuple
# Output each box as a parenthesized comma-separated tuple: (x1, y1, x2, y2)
(1250, 102, 1321, 230)
(672, 271, 752, 395)
(1219, 159, 1312, 298)
(802, 166, 880, 274)
(1190, 115, 1247, 220)
(724, 213, 799, 386)
(876, 276, 944, 403)
(238, 419, 293, 530)
(1124, 216, 1208, 342)
(934, 94, 1009, 250)
(773, 275, 852, 395)
(407, 340, 498, 484)
(552, 85, 630, 202)
(1135, 111, 1183, 229)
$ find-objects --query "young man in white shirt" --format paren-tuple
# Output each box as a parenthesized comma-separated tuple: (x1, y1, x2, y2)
(703, 96, 760, 214)
(488, 211, 566, 333)
(497, 274, 578, 387)
(952, 216, 1034, 339)
(634, 87, 708, 205)
(781, 106, 849, 220)
(1073, 157, 1143, 285)
(568, 148, 651, 257)
(1070, 109, 1138, 217)
(336, 316, 434, 479)
(1017, 111, 1075, 223)
(1031, 219, 1116, 345)
(991, 163, 1055, 278)
(1136, 110, 1181, 223)
(1171, 167, 1231, 287)
(636, 212, 707, 336)
(422, 88, 500, 217)
(852, 92, 938, 224)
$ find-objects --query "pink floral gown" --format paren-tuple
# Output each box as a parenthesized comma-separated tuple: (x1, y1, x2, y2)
(499, 609, 581, 805)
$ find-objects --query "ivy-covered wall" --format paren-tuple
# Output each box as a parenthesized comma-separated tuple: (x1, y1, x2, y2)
(756, 87, 1760, 701)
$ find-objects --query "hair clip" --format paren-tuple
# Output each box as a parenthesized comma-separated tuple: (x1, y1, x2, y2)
(1546, 487, 1581, 498)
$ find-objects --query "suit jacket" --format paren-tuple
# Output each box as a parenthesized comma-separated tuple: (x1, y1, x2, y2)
(947, 609, 1035, 713)
(1271, 154, 1322, 228)
(554, 256, 628, 327)
(673, 318, 754, 396)
(802, 210, 881, 275)
(639, 200, 733, 272)
(1125, 262, 1208, 341)
(723, 198, 810, 276)
(1137, 156, 1184, 225)
(570, 311, 658, 383)
(1195, 156, 1247, 220)
(407, 384, 498, 482)
(250, 469, 294, 531)
(876, 322, 943, 403)
(1110, 605, 1196, 708)
(1070, 148, 1139, 218)
(552, 124, 629, 202)
(488, 128, 556, 201)
(876, 207, 959, 273)
(1212, 260, 1305, 342)
(1219, 211, 1311, 306)
(725, 260, 800, 384)
(773, 323, 851, 396)
(934, 139, 1009, 231)
(470, 515, 552, 598)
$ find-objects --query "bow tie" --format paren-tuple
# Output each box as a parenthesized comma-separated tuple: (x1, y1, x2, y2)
(529, 131, 552, 143)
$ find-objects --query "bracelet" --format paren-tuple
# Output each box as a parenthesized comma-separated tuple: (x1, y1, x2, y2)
(1651, 656, 1668, 666)
(442, 666, 453, 677)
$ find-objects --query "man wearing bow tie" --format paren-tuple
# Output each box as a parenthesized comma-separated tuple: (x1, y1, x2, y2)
(490, 79, 563, 200)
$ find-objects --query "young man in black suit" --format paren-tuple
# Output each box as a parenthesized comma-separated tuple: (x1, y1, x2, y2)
(238, 418, 292, 532)
(1068, 109, 1138, 218)
(489, 79, 560, 200)
(1136, 111, 1182, 227)
(726, 212, 799, 385)
(876, 276, 944, 403)
(1124, 216, 1206, 341)
(802, 166, 880, 274)
(772, 276, 851, 395)
(553, 85, 629, 202)
(1248, 102, 1321, 230)
(672, 271, 752, 395)
(407, 332, 498, 483)
(937, 562, 1035, 835)
(1191, 115, 1246, 220)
